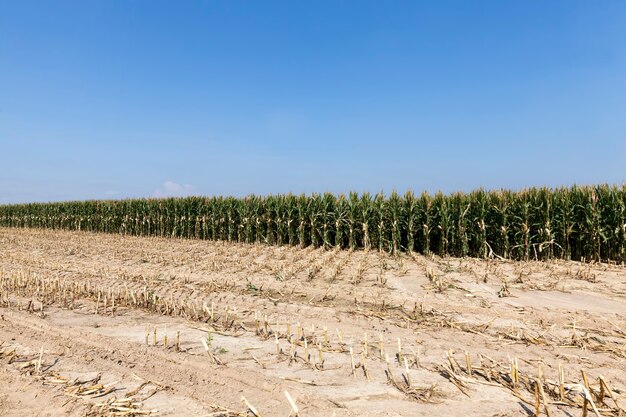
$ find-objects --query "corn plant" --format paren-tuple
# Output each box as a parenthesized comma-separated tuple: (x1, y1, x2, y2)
(1, 184, 625, 262)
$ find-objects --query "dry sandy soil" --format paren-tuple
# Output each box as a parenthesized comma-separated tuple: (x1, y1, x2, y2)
(0, 227, 625, 417)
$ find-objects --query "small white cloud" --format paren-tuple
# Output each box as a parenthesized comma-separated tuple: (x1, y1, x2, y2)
(153, 181, 196, 198)
(104, 190, 119, 196)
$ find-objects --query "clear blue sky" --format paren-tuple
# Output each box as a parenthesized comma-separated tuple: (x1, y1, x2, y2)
(1, 1, 625, 203)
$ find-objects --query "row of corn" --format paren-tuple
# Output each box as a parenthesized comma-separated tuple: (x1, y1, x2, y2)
(1, 185, 625, 262)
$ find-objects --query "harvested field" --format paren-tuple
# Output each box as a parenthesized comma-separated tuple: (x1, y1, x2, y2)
(1, 227, 625, 416)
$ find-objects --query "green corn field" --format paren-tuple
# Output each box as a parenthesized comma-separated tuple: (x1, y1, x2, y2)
(1, 184, 625, 262)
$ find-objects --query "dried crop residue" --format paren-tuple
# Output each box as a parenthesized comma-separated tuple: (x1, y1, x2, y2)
(0, 227, 625, 416)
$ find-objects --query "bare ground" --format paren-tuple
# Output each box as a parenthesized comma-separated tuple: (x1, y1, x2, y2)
(0, 227, 625, 416)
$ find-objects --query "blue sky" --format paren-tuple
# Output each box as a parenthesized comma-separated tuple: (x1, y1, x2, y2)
(1, 1, 625, 203)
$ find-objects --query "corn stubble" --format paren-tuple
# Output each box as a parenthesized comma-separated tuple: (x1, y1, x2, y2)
(440, 350, 625, 417)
